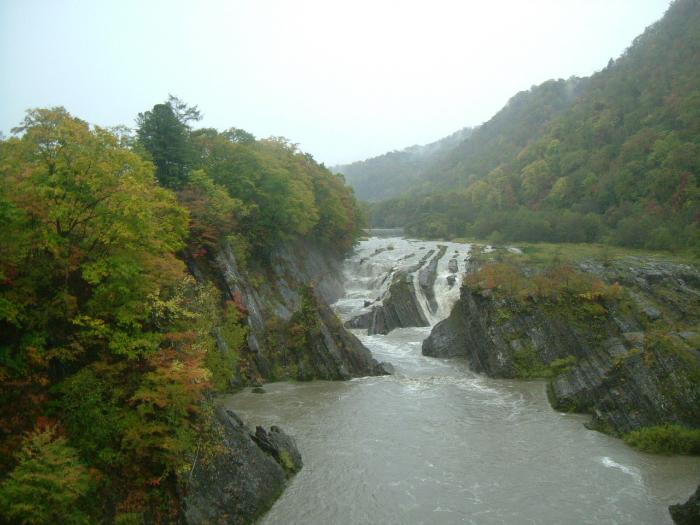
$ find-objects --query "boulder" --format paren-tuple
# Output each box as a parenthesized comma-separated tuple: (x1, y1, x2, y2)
(669, 484, 700, 525)
(448, 258, 459, 273)
(252, 426, 303, 476)
(184, 408, 301, 525)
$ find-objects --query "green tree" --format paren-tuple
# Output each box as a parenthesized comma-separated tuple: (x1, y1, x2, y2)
(0, 107, 189, 369)
(0, 427, 95, 525)
(136, 96, 201, 189)
(0, 108, 190, 482)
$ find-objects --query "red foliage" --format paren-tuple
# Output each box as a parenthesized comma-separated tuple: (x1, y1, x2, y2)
(230, 292, 248, 315)
(671, 172, 691, 210)
(34, 416, 57, 433)
(645, 200, 664, 215)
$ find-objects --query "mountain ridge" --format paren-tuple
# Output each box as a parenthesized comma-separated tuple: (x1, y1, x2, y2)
(339, 0, 700, 253)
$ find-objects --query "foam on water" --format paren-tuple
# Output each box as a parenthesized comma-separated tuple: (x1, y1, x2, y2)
(600, 456, 644, 485)
(227, 235, 700, 525)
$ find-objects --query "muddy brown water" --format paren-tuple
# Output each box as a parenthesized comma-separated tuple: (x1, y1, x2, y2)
(225, 237, 700, 525)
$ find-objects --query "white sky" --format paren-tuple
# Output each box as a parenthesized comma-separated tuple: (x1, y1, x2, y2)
(1, 0, 671, 165)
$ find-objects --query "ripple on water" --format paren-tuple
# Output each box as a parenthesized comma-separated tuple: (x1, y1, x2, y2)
(228, 236, 700, 525)
(600, 456, 645, 485)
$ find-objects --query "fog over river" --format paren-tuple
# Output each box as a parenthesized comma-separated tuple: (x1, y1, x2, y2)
(226, 235, 700, 525)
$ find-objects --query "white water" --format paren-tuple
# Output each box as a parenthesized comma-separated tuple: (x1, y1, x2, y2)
(335, 236, 472, 326)
(227, 235, 700, 525)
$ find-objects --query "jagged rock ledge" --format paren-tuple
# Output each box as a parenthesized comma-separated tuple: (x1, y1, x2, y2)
(423, 256, 700, 437)
(670, 484, 700, 525)
(345, 247, 448, 335)
(189, 238, 389, 383)
(184, 407, 302, 525)
(419, 245, 447, 314)
(345, 270, 430, 335)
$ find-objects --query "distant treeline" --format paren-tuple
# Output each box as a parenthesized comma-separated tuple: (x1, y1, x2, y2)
(363, 0, 700, 254)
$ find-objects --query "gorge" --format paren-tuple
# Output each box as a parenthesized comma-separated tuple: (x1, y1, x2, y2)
(224, 233, 700, 525)
(2, 2, 699, 522)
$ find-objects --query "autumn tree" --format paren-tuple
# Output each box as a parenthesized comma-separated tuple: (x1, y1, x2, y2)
(0, 427, 95, 525)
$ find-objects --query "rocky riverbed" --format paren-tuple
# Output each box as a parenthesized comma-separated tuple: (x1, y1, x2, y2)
(225, 235, 700, 525)
(423, 251, 700, 437)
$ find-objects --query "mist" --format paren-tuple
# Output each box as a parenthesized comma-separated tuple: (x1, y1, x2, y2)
(0, 0, 671, 164)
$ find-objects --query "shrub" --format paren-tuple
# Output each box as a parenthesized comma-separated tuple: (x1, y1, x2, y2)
(548, 355, 578, 376)
(513, 346, 548, 378)
(623, 424, 700, 455)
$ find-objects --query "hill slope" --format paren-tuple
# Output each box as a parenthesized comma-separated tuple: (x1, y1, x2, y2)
(357, 0, 700, 252)
(333, 127, 472, 202)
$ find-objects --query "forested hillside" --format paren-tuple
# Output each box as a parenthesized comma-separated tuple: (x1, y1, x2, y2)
(0, 100, 363, 523)
(333, 127, 472, 201)
(365, 0, 700, 253)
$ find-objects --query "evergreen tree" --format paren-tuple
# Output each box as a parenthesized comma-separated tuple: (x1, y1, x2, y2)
(136, 96, 201, 189)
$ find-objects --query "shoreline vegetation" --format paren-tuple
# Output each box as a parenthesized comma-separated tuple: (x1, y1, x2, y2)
(2, 0, 699, 522)
(423, 239, 700, 456)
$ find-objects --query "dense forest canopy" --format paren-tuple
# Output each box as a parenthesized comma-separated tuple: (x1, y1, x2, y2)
(0, 101, 363, 523)
(360, 0, 700, 254)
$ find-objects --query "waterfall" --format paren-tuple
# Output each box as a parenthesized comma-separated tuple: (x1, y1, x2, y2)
(340, 235, 472, 332)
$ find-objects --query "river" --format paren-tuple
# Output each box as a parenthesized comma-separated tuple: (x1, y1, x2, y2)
(225, 235, 700, 525)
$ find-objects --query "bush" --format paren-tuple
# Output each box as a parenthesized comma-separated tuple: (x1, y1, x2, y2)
(623, 424, 700, 455)
(56, 367, 125, 468)
(548, 355, 578, 376)
(513, 346, 548, 378)
(0, 427, 96, 524)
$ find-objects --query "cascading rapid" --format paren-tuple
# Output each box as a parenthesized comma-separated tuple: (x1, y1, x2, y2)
(336, 235, 472, 334)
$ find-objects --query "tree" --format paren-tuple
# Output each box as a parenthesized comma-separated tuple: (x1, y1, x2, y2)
(0, 108, 189, 468)
(166, 95, 201, 126)
(222, 127, 256, 144)
(0, 427, 95, 525)
(178, 170, 245, 256)
(1, 107, 189, 364)
(136, 96, 201, 189)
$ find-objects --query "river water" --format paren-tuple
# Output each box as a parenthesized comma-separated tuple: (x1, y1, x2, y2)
(226, 236, 700, 525)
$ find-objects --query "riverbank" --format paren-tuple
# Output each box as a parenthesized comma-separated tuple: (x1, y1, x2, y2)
(423, 243, 700, 452)
(225, 236, 700, 525)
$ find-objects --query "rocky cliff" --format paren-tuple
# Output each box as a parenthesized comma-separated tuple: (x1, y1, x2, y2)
(189, 239, 389, 384)
(183, 407, 302, 525)
(184, 239, 387, 524)
(423, 253, 700, 437)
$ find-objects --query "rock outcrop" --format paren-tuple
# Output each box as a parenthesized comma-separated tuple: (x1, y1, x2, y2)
(251, 426, 303, 475)
(345, 270, 430, 335)
(419, 245, 447, 314)
(423, 256, 700, 436)
(345, 247, 447, 335)
(183, 239, 390, 523)
(293, 298, 392, 379)
(670, 484, 700, 525)
(189, 239, 387, 383)
(184, 408, 301, 525)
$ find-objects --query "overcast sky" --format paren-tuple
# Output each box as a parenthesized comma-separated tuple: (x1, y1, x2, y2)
(1, 0, 671, 165)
